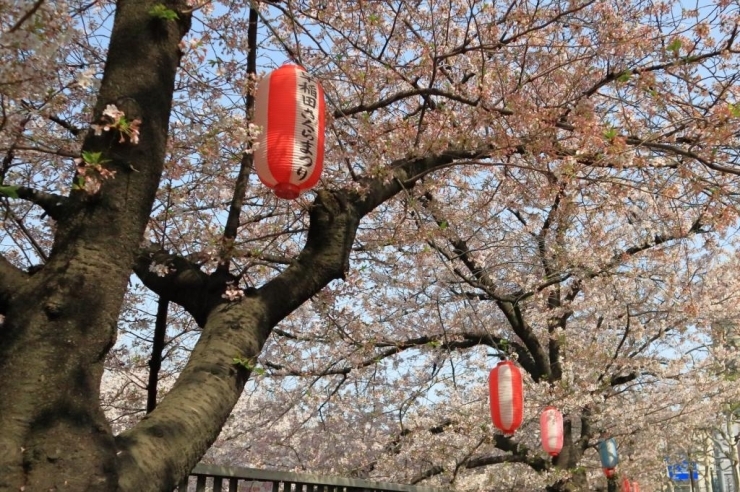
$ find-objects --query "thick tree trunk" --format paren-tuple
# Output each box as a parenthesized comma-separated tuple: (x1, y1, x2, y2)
(0, 1, 190, 490)
(0, 1, 460, 488)
(0, 258, 124, 490)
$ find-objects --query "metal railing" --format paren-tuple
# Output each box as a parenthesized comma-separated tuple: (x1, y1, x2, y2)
(178, 463, 450, 492)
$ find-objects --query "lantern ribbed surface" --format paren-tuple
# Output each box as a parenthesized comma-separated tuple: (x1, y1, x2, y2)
(489, 360, 523, 434)
(540, 406, 564, 456)
(254, 64, 325, 199)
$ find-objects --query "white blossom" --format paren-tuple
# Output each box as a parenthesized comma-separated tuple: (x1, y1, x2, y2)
(148, 263, 170, 277)
(222, 284, 244, 301)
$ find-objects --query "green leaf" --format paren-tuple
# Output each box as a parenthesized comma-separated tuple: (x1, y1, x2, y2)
(603, 127, 618, 140)
(439, 220, 448, 229)
(233, 356, 262, 373)
(616, 71, 632, 84)
(0, 185, 19, 198)
(148, 4, 179, 21)
(82, 151, 107, 165)
(729, 103, 740, 118)
(667, 39, 682, 54)
(232, 357, 252, 369)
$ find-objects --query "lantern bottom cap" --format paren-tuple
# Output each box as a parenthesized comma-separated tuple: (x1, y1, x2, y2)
(273, 183, 301, 200)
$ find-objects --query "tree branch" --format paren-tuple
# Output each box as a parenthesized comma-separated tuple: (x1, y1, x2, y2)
(12, 186, 68, 220)
(146, 296, 169, 413)
(218, 4, 258, 274)
(418, 192, 551, 381)
(334, 87, 485, 119)
(133, 246, 233, 327)
(409, 436, 550, 484)
(119, 147, 497, 488)
(48, 114, 82, 136)
(0, 145, 79, 159)
(9, 0, 44, 33)
(263, 331, 536, 378)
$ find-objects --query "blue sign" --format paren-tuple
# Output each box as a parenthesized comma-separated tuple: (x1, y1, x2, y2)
(667, 460, 699, 481)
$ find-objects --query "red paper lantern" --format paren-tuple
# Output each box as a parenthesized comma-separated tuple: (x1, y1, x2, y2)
(254, 64, 325, 199)
(489, 361, 523, 434)
(540, 406, 564, 456)
(603, 468, 616, 478)
(621, 476, 631, 492)
(632, 482, 640, 492)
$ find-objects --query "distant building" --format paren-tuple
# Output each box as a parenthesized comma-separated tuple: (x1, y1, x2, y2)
(712, 418, 740, 492)
(707, 320, 740, 492)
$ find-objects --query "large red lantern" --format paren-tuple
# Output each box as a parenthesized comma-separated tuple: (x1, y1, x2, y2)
(540, 406, 564, 456)
(254, 64, 325, 199)
(489, 360, 523, 434)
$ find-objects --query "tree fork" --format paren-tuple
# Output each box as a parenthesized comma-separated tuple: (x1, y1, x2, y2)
(0, 0, 191, 490)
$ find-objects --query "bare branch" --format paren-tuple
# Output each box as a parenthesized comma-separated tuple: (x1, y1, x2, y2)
(13, 186, 68, 220)
(334, 87, 485, 119)
(218, 5, 258, 274)
(409, 435, 550, 484)
(417, 192, 551, 381)
(48, 114, 82, 136)
(9, 0, 44, 33)
(263, 331, 536, 378)
(0, 145, 79, 159)
(146, 296, 169, 413)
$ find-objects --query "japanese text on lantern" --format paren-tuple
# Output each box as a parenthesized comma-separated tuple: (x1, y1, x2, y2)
(297, 70, 318, 181)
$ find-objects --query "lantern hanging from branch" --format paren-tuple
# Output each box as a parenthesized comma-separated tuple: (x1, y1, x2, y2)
(489, 360, 523, 434)
(632, 481, 640, 492)
(598, 437, 619, 469)
(254, 64, 325, 199)
(540, 406, 564, 456)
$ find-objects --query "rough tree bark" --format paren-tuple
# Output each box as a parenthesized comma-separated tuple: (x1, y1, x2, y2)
(0, 0, 191, 489)
(0, 1, 471, 489)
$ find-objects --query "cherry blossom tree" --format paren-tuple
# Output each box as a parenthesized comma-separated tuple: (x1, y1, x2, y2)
(3, 0, 740, 491)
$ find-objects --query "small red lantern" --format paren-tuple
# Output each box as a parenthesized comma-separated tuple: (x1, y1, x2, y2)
(540, 406, 564, 456)
(632, 482, 640, 492)
(254, 64, 325, 199)
(603, 468, 616, 478)
(489, 360, 523, 434)
(621, 476, 631, 492)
